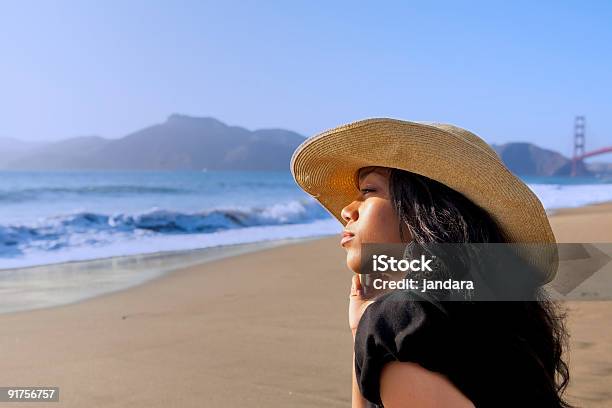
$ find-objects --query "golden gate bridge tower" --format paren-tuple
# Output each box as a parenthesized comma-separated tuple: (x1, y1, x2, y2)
(571, 116, 586, 177)
(570, 116, 612, 177)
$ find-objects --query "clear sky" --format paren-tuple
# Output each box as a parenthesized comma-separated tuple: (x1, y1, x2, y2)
(0, 0, 610, 157)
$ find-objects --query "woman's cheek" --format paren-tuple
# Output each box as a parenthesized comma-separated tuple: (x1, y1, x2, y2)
(357, 204, 379, 242)
(375, 202, 402, 242)
(362, 201, 396, 243)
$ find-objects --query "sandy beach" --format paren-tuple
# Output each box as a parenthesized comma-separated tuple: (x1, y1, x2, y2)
(0, 204, 611, 407)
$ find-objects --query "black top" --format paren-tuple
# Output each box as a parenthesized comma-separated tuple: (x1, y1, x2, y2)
(353, 290, 561, 407)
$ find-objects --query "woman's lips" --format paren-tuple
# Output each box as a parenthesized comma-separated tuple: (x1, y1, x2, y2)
(341, 232, 355, 247)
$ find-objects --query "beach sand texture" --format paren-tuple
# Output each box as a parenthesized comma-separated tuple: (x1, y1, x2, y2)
(0, 204, 611, 407)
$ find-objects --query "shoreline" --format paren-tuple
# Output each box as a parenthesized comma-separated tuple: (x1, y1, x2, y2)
(548, 200, 612, 216)
(0, 236, 327, 314)
(547, 200, 612, 217)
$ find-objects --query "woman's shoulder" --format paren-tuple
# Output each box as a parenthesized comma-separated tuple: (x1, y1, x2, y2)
(354, 290, 456, 362)
(353, 290, 456, 406)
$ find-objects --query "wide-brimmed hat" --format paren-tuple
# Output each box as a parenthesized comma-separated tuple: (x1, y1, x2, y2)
(290, 118, 558, 283)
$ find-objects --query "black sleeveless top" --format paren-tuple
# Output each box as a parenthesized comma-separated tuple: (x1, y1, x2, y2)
(353, 290, 561, 407)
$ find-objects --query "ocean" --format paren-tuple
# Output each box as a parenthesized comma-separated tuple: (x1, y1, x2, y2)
(1, 170, 611, 270)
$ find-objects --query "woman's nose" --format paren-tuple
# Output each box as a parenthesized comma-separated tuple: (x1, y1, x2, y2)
(341, 201, 359, 223)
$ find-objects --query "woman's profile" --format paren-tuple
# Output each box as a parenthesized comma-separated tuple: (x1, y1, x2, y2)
(291, 118, 572, 407)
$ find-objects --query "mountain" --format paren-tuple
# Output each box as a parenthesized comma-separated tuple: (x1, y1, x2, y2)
(0, 137, 48, 164)
(3, 136, 109, 169)
(2, 118, 603, 176)
(1, 115, 306, 171)
(492, 142, 592, 177)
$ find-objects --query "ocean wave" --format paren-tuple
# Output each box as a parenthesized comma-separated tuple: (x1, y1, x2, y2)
(0, 199, 329, 258)
(0, 219, 342, 270)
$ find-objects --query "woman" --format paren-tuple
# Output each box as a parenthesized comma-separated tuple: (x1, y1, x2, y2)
(291, 119, 572, 407)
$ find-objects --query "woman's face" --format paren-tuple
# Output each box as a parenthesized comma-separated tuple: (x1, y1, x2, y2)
(340, 166, 411, 273)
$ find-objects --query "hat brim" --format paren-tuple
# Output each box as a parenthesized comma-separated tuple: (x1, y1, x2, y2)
(291, 118, 558, 283)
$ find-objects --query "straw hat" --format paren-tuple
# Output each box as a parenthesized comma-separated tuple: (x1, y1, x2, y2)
(290, 118, 558, 283)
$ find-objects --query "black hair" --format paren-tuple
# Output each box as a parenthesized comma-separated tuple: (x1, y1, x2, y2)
(375, 167, 573, 408)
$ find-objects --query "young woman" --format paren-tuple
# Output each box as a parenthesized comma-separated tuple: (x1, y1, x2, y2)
(291, 119, 572, 407)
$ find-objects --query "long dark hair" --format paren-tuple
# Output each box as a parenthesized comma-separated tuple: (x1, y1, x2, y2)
(384, 167, 573, 408)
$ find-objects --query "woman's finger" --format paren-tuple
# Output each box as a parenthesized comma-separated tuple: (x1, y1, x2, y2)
(350, 274, 363, 298)
(354, 274, 363, 292)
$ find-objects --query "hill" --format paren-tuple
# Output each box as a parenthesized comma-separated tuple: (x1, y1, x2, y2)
(492, 142, 592, 177)
(2, 115, 305, 171)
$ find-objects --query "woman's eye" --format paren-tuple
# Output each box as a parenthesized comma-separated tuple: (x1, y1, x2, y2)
(360, 188, 375, 195)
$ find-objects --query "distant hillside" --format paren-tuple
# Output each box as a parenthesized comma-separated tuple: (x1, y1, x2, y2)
(1, 119, 605, 176)
(1, 115, 306, 171)
(492, 142, 592, 177)
(0, 137, 47, 165)
(3, 136, 109, 169)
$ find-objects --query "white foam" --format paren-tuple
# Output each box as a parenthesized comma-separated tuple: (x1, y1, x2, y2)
(0, 219, 342, 270)
(528, 183, 612, 210)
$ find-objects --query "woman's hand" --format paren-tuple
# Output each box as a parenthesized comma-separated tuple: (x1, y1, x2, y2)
(349, 274, 375, 339)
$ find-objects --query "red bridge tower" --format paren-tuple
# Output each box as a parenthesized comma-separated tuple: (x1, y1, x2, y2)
(571, 116, 586, 177)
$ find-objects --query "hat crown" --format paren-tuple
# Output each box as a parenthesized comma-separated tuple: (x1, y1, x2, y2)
(418, 122, 499, 160)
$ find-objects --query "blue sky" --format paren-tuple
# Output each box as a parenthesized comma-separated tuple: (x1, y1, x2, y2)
(0, 0, 610, 157)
